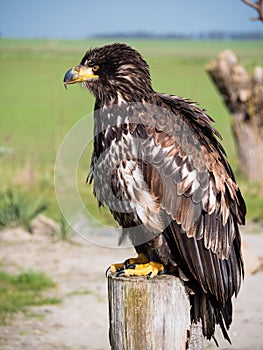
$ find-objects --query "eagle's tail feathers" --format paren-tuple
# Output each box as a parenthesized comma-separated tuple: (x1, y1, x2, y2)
(190, 292, 232, 345)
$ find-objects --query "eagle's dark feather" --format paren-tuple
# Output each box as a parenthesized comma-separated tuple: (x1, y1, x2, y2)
(64, 43, 246, 344)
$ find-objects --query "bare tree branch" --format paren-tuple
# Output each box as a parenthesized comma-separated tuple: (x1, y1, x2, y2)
(241, 0, 263, 21)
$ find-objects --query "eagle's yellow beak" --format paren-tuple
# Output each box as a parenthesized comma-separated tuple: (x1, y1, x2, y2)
(63, 65, 99, 88)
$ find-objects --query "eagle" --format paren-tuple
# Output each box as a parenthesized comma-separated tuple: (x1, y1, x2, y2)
(64, 43, 246, 344)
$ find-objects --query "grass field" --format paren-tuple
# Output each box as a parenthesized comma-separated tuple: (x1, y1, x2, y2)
(0, 268, 60, 324)
(0, 38, 262, 224)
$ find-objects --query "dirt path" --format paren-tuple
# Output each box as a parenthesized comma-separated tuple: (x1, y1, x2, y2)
(0, 223, 263, 350)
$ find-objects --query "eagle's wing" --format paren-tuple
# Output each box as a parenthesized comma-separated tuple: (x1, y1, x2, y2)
(128, 95, 245, 306)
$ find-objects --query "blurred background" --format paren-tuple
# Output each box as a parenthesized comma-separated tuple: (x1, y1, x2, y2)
(0, 1, 263, 349)
(0, 0, 262, 226)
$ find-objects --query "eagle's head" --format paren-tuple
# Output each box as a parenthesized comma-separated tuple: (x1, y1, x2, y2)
(64, 43, 153, 103)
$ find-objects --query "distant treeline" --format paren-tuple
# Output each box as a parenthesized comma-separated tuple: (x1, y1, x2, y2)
(91, 31, 263, 40)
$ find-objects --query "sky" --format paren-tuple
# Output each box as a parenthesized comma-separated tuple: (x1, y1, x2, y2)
(0, 0, 262, 39)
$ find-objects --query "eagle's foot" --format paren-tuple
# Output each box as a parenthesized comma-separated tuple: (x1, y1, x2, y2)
(106, 253, 165, 279)
(106, 253, 149, 276)
(106, 253, 165, 278)
(116, 261, 165, 279)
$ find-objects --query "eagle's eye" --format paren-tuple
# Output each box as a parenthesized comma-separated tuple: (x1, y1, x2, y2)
(92, 65, 100, 72)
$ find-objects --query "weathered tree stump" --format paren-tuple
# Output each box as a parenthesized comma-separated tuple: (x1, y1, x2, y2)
(108, 274, 203, 350)
(207, 49, 263, 181)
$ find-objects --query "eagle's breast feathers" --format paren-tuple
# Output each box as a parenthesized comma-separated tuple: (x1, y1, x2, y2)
(89, 94, 245, 261)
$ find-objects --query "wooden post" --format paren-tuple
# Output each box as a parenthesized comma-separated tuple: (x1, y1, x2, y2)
(108, 274, 203, 350)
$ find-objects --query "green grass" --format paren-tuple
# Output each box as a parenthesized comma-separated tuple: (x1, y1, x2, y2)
(0, 269, 60, 324)
(0, 189, 48, 231)
(0, 38, 262, 223)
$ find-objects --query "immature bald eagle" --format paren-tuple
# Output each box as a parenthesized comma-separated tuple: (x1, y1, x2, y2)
(64, 43, 246, 344)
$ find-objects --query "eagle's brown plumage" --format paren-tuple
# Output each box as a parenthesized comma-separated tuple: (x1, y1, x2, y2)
(64, 43, 246, 344)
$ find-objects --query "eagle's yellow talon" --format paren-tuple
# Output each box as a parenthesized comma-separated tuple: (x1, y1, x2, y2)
(109, 263, 125, 273)
(107, 253, 149, 275)
(107, 254, 164, 278)
(123, 261, 164, 278)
